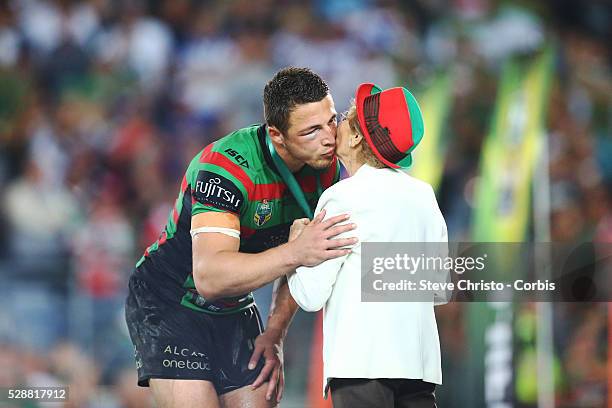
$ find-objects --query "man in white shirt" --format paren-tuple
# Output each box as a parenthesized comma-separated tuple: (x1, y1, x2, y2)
(287, 83, 448, 408)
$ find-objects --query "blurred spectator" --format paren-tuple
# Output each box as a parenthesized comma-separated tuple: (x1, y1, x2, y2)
(558, 305, 608, 407)
(3, 159, 78, 258)
(94, 1, 172, 87)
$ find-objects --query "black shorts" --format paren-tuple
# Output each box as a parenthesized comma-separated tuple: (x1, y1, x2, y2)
(329, 378, 436, 408)
(125, 276, 266, 395)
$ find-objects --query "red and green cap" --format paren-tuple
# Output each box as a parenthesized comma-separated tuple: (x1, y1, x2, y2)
(355, 83, 424, 169)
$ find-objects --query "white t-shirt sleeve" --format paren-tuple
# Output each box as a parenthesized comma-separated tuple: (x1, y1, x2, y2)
(429, 186, 450, 306)
(288, 189, 353, 312)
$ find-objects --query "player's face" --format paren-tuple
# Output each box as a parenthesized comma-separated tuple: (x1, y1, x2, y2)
(283, 94, 338, 170)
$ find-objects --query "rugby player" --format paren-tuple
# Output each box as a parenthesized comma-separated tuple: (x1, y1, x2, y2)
(125, 67, 357, 407)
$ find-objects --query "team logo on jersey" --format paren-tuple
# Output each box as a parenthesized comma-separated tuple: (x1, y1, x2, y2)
(254, 199, 273, 226)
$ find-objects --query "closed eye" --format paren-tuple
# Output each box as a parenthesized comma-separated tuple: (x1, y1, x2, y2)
(302, 128, 320, 139)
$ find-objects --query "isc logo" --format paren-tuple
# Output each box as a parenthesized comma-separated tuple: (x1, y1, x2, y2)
(225, 148, 250, 168)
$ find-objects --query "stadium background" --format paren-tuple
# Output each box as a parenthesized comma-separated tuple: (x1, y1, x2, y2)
(0, 0, 609, 407)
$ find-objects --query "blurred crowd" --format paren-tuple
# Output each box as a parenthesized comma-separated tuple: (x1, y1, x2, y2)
(0, 0, 609, 406)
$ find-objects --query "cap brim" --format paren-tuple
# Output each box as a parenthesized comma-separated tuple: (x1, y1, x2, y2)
(396, 153, 413, 168)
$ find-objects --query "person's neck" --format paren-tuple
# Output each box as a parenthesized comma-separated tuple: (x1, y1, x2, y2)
(274, 142, 305, 173)
(341, 153, 365, 176)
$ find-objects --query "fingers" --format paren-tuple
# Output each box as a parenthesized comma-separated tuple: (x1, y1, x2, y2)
(290, 219, 309, 234)
(265, 367, 279, 401)
(276, 371, 285, 403)
(311, 209, 326, 224)
(292, 218, 309, 226)
(323, 248, 352, 260)
(252, 359, 275, 389)
(320, 212, 349, 229)
(248, 343, 266, 389)
(248, 344, 263, 371)
(324, 222, 357, 239)
(326, 237, 358, 249)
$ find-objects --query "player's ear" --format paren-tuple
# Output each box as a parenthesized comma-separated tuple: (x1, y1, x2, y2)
(268, 126, 286, 146)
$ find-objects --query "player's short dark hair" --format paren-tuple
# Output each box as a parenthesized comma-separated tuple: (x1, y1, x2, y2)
(263, 67, 329, 134)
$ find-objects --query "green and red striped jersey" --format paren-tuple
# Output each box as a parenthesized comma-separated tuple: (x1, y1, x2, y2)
(133, 124, 340, 314)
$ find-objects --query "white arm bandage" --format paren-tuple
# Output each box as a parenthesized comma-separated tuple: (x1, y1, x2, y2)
(190, 227, 240, 239)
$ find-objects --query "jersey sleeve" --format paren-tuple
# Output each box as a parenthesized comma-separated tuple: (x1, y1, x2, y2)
(187, 144, 252, 217)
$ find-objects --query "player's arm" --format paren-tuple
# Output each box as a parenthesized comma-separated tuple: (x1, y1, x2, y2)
(248, 275, 298, 402)
(192, 211, 289, 300)
(191, 210, 357, 301)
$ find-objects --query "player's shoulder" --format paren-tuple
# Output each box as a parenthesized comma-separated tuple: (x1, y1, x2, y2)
(211, 124, 261, 164)
(183, 124, 267, 196)
(188, 124, 264, 175)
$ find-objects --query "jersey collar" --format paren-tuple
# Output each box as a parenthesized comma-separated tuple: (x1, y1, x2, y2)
(257, 124, 280, 176)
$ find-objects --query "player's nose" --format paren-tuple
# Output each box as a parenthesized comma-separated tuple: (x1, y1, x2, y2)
(321, 128, 336, 146)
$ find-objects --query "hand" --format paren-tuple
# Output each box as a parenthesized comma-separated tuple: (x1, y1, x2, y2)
(249, 327, 285, 402)
(289, 218, 309, 242)
(289, 209, 358, 267)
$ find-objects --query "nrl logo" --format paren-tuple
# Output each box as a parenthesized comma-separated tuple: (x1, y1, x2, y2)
(254, 199, 273, 226)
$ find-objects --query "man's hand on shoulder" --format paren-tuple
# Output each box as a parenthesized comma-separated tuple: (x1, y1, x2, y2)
(287, 209, 358, 267)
